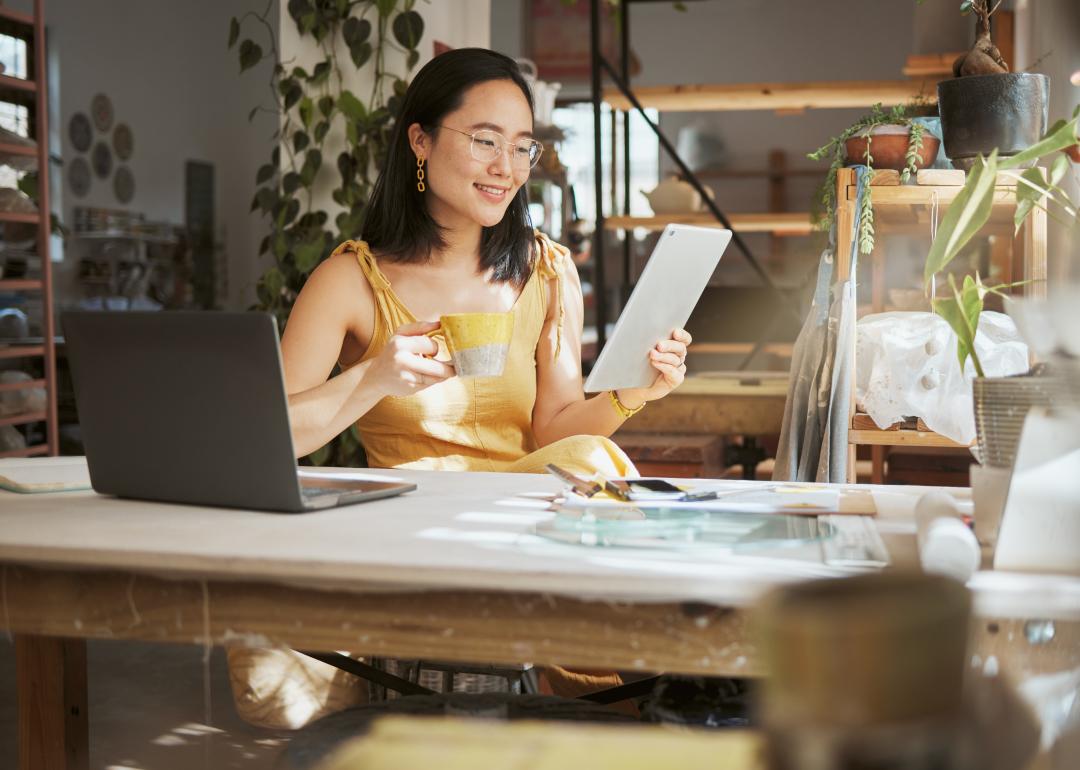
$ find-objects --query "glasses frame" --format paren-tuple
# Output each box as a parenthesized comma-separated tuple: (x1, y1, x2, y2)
(437, 125, 544, 170)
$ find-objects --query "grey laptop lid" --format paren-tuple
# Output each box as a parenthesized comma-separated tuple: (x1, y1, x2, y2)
(61, 311, 411, 513)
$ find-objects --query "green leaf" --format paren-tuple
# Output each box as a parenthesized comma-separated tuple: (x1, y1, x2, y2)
(263, 266, 286, 298)
(294, 233, 326, 274)
(343, 17, 371, 46)
(1014, 197, 1035, 233)
(283, 81, 303, 110)
(256, 164, 275, 184)
(287, 0, 312, 25)
(299, 96, 314, 128)
(1000, 115, 1080, 169)
(283, 198, 300, 225)
(311, 60, 331, 85)
(375, 0, 397, 18)
(282, 171, 301, 195)
(349, 40, 372, 69)
(924, 151, 998, 288)
(247, 106, 259, 123)
(338, 90, 367, 122)
(291, 66, 309, 80)
(293, 131, 310, 153)
(255, 187, 277, 214)
(314, 120, 331, 143)
(318, 96, 334, 118)
(239, 39, 263, 73)
(301, 149, 323, 186)
(1049, 153, 1069, 187)
(258, 235, 270, 256)
(392, 10, 424, 49)
(406, 48, 419, 71)
(960, 0, 973, 13)
(932, 274, 985, 376)
(228, 17, 240, 48)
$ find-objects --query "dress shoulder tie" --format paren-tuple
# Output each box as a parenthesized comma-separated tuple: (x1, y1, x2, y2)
(533, 230, 571, 359)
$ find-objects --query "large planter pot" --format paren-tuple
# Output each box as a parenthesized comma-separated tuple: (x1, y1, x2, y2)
(972, 373, 1056, 468)
(937, 73, 1049, 170)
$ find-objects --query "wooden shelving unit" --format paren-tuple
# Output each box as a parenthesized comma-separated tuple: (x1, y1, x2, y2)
(0, 0, 57, 458)
(835, 166, 1046, 483)
(602, 78, 939, 113)
(604, 211, 814, 236)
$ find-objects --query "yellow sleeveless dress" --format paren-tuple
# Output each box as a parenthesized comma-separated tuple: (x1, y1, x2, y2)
(333, 231, 635, 479)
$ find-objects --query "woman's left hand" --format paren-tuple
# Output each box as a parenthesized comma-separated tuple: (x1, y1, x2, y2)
(616, 328, 692, 407)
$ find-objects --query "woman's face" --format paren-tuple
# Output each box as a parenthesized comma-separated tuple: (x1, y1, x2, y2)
(412, 79, 534, 231)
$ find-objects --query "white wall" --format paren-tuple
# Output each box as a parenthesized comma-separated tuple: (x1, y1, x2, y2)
(21, 0, 278, 310)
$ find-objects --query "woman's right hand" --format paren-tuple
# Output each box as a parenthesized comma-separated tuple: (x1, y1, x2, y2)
(363, 320, 456, 398)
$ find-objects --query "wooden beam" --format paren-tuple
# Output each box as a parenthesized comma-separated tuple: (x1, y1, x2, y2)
(604, 212, 814, 235)
(603, 80, 939, 113)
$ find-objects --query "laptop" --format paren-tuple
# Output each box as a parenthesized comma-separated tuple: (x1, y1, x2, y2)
(61, 311, 416, 512)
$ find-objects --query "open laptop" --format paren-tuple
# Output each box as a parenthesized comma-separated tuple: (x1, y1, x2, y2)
(61, 311, 416, 512)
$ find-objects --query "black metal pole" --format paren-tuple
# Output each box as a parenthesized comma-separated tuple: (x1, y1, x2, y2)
(621, 0, 632, 295)
(590, 0, 608, 352)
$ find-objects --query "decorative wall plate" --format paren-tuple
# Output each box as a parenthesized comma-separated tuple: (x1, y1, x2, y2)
(68, 156, 91, 197)
(91, 141, 112, 178)
(113, 122, 133, 160)
(113, 165, 134, 203)
(69, 112, 92, 152)
(91, 93, 113, 132)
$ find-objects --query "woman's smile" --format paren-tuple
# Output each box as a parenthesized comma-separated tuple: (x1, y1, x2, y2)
(475, 182, 509, 202)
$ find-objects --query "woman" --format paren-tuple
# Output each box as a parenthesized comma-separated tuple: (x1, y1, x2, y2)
(228, 47, 691, 728)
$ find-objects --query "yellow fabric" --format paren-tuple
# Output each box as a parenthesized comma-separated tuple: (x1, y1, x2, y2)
(334, 231, 635, 478)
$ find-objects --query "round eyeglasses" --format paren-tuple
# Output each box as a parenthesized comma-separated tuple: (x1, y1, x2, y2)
(438, 125, 544, 170)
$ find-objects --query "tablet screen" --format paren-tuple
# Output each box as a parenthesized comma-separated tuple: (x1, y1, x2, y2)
(583, 224, 731, 392)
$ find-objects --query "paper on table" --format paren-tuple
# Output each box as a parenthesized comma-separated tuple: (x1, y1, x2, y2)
(557, 482, 876, 516)
(0, 457, 92, 493)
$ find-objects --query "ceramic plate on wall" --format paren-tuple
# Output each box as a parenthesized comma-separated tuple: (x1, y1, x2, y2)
(69, 112, 92, 152)
(114, 165, 134, 203)
(113, 122, 133, 160)
(91, 141, 112, 179)
(91, 93, 113, 132)
(69, 156, 91, 197)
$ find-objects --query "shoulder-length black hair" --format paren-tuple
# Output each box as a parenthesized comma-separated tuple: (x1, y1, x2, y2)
(362, 48, 536, 287)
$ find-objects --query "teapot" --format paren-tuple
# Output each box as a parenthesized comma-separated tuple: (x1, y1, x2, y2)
(640, 176, 712, 215)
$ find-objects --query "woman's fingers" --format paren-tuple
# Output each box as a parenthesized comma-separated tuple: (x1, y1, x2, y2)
(650, 349, 683, 368)
(396, 320, 441, 337)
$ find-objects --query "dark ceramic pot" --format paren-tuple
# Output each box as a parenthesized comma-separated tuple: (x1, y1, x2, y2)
(937, 73, 1049, 170)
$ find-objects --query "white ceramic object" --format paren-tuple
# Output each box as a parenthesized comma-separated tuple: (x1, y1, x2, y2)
(969, 463, 1012, 549)
(640, 176, 710, 215)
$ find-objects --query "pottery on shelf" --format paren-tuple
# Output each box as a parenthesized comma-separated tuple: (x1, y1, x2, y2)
(640, 176, 713, 215)
(843, 124, 941, 172)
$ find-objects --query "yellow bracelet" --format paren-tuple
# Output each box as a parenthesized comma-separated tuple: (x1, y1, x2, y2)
(608, 390, 645, 419)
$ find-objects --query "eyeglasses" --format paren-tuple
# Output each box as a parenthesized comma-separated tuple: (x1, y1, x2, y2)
(438, 125, 544, 170)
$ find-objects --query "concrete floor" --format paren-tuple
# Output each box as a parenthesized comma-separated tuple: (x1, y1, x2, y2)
(0, 638, 293, 769)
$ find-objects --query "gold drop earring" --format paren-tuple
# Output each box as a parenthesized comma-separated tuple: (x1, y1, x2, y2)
(416, 156, 426, 192)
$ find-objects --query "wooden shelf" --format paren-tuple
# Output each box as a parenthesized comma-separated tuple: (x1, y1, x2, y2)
(0, 279, 42, 291)
(849, 428, 970, 449)
(0, 443, 49, 459)
(0, 210, 40, 224)
(0, 377, 45, 393)
(693, 166, 823, 180)
(902, 52, 964, 77)
(0, 73, 36, 94)
(603, 79, 939, 113)
(604, 212, 814, 235)
(689, 342, 794, 357)
(0, 410, 46, 428)
(0, 5, 35, 28)
(0, 344, 44, 360)
(0, 140, 37, 158)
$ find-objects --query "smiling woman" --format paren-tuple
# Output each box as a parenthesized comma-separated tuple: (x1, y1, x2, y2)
(231, 45, 692, 729)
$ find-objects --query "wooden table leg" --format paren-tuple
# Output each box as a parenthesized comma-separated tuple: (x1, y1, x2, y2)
(16, 635, 88, 770)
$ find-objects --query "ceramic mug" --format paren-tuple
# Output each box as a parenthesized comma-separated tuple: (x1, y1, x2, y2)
(427, 312, 514, 377)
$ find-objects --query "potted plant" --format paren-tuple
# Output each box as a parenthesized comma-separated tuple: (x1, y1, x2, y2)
(924, 107, 1080, 462)
(809, 103, 940, 254)
(923, 0, 1050, 170)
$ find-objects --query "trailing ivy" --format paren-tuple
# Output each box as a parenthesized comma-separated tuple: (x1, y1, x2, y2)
(231, 0, 425, 465)
(808, 103, 930, 254)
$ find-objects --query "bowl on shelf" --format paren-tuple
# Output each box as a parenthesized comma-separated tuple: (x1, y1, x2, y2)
(844, 125, 941, 172)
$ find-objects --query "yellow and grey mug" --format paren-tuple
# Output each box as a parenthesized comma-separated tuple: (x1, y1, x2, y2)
(427, 311, 514, 377)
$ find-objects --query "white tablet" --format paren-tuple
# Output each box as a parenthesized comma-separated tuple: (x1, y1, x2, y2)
(583, 224, 731, 393)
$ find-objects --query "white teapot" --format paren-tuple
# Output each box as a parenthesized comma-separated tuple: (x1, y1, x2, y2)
(640, 176, 711, 215)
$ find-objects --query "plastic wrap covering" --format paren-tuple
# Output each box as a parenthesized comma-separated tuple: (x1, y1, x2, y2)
(855, 311, 1028, 444)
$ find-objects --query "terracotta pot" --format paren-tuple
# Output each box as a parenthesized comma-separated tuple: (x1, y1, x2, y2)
(1066, 144, 1080, 163)
(844, 125, 941, 172)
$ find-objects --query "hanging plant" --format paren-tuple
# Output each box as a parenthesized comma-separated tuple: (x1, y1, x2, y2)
(230, 0, 424, 328)
(230, 0, 425, 465)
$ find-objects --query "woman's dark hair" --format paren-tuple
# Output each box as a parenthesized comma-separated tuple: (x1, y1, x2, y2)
(362, 48, 535, 287)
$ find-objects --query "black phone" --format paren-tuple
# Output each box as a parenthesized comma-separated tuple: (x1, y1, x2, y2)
(626, 478, 686, 500)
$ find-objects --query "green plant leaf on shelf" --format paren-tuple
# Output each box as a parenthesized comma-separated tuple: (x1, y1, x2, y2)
(924, 150, 998, 289)
(1049, 153, 1069, 188)
(1000, 111, 1080, 169)
(932, 273, 985, 377)
(1014, 166, 1045, 233)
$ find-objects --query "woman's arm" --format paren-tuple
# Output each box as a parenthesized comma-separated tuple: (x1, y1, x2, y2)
(280, 254, 453, 457)
(531, 260, 690, 446)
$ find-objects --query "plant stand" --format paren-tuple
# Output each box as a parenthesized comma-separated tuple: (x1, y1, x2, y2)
(834, 166, 1047, 484)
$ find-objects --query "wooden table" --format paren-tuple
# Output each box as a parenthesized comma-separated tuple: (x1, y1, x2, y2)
(2, 461, 1078, 769)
